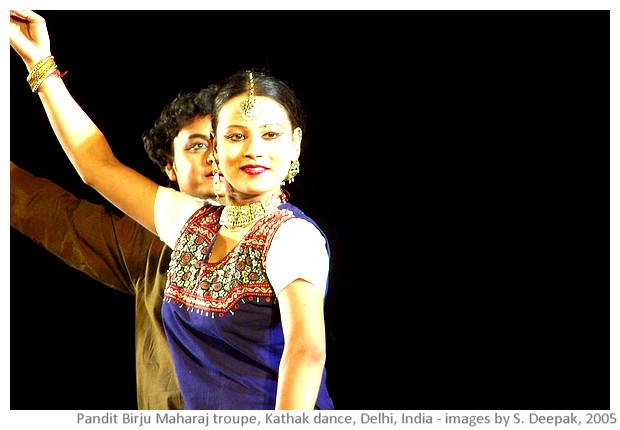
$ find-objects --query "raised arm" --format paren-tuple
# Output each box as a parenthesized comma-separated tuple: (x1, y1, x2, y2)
(10, 9, 158, 233)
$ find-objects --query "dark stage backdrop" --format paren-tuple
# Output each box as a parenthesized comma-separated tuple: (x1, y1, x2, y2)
(10, 10, 610, 410)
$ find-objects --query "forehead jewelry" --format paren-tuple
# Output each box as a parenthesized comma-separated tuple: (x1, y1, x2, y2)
(239, 71, 262, 121)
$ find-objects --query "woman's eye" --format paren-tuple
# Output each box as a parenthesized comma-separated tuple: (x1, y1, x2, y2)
(225, 133, 245, 141)
(263, 131, 283, 140)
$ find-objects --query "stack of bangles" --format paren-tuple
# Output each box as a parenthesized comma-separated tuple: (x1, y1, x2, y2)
(26, 55, 68, 93)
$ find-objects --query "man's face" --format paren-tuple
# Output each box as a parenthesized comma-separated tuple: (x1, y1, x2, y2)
(165, 115, 225, 201)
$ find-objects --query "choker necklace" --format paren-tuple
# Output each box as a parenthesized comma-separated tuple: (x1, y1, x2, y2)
(219, 192, 286, 231)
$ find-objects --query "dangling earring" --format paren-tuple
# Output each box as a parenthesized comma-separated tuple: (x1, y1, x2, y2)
(212, 158, 222, 201)
(281, 160, 300, 185)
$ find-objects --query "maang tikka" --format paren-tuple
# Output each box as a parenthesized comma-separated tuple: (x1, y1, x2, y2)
(240, 71, 262, 121)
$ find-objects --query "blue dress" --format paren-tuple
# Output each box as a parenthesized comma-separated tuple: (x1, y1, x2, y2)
(161, 201, 334, 410)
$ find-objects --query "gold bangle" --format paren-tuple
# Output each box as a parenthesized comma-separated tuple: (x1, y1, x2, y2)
(31, 65, 60, 94)
(27, 61, 56, 85)
(27, 61, 56, 86)
(27, 60, 58, 93)
(26, 55, 54, 82)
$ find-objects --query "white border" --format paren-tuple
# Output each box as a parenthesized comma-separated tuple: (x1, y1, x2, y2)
(3, 1, 617, 427)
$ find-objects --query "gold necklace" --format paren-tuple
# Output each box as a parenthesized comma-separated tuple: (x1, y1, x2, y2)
(219, 192, 285, 231)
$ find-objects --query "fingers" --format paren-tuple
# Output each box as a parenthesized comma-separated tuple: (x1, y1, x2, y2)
(10, 10, 36, 22)
(9, 9, 51, 70)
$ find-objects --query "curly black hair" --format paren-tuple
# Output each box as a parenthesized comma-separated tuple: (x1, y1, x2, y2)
(142, 85, 217, 187)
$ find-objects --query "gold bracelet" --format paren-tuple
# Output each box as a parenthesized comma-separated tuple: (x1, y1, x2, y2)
(28, 62, 58, 93)
(31, 65, 60, 93)
(26, 55, 54, 82)
(27, 57, 59, 93)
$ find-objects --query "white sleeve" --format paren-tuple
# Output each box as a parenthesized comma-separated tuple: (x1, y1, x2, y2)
(266, 218, 329, 297)
(154, 186, 204, 248)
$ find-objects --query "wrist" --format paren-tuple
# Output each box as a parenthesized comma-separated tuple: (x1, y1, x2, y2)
(26, 56, 67, 94)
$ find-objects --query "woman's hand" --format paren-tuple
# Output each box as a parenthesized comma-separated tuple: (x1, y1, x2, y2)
(9, 9, 52, 71)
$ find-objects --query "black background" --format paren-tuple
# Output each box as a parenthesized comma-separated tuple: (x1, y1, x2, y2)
(10, 10, 610, 410)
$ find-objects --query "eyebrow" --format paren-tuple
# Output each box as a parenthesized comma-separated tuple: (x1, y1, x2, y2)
(185, 133, 210, 140)
(225, 124, 284, 129)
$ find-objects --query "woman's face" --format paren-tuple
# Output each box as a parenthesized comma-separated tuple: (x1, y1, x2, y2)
(214, 94, 301, 203)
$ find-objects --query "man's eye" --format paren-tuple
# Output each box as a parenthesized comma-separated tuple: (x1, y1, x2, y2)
(188, 142, 208, 150)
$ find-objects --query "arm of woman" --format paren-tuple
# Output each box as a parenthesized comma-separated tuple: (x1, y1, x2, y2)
(9, 9, 158, 233)
(268, 219, 330, 410)
(276, 280, 327, 410)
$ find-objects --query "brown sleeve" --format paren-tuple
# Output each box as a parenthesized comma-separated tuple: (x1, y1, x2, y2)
(10, 161, 165, 295)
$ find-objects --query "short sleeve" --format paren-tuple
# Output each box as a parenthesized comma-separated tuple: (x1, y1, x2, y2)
(154, 186, 204, 248)
(266, 218, 329, 297)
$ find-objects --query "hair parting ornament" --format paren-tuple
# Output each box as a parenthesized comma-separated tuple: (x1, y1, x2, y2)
(239, 71, 263, 121)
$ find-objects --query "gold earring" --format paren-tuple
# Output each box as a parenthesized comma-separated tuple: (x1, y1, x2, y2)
(281, 160, 300, 185)
(212, 159, 222, 201)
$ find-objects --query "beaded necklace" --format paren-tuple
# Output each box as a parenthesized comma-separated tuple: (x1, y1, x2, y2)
(219, 192, 286, 231)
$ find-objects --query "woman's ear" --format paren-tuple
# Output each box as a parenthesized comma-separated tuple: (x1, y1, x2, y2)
(292, 127, 302, 158)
